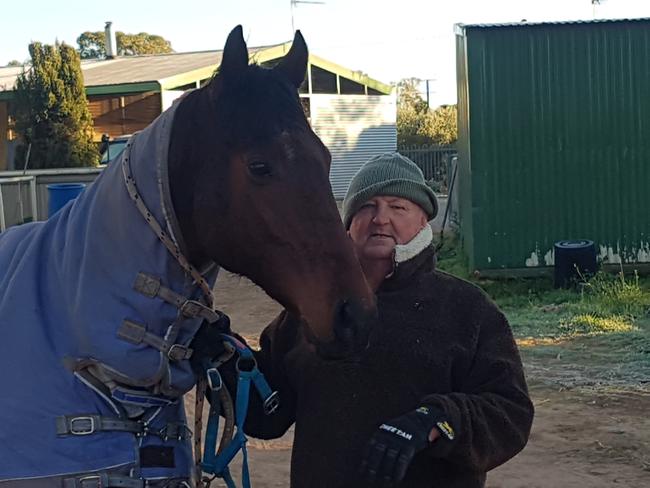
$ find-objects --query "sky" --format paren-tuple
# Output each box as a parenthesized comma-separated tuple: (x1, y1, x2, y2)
(2, 0, 650, 107)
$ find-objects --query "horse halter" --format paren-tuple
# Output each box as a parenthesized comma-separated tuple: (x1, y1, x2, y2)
(120, 136, 215, 308)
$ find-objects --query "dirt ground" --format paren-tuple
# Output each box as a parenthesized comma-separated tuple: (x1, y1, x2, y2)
(186, 271, 650, 488)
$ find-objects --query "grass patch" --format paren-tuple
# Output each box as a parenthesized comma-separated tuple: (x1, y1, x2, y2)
(561, 314, 636, 335)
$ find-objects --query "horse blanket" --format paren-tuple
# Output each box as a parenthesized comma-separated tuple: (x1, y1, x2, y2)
(0, 99, 218, 485)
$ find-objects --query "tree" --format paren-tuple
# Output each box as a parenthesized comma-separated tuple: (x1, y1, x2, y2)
(77, 31, 173, 59)
(396, 78, 430, 146)
(422, 105, 457, 145)
(13, 42, 98, 169)
(6, 60, 22, 67)
(396, 78, 457, 146)
(76, 31, 106, 59)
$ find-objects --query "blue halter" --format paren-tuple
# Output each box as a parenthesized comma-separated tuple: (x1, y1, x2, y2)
(199, 334, 279, 488)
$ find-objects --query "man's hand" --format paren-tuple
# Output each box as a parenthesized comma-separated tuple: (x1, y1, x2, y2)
(359, 406, 454, 485)
(189, 312, 233, 376)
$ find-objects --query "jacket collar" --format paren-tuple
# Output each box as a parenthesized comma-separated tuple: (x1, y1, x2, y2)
(379, 227, 436, 292)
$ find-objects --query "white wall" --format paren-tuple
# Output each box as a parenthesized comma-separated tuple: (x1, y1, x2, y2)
(310, 94, 397, 199)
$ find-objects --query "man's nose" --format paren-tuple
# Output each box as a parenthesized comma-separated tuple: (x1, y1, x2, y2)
(371, 206, 390, 225)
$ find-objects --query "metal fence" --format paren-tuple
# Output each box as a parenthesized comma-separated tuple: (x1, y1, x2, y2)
(398, 144, 457, 194)
(0, 176, 38, 231)
(0, 168, 103, 231)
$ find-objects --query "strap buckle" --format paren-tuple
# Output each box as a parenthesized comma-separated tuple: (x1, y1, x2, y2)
(263, 391, 280, 415)
(77, 475, 103, 488)
(69, 416, 96, 435)
(181, 299, 221, 322)
(167, 343, 193, 361)
(180, 299, 206, 318)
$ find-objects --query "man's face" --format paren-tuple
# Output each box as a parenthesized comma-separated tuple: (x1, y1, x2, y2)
(348, 195, 429, 261)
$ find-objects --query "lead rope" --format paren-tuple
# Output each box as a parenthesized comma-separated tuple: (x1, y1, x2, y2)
(195, 377, 207, 485)
(120, 139, 214, 307)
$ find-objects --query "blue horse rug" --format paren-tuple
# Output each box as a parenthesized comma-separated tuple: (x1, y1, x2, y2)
(0, 98, 218, 486)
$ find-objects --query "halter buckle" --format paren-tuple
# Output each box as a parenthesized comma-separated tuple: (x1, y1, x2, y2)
(206, 367, 222, 391)
(263, 391, 280, 415)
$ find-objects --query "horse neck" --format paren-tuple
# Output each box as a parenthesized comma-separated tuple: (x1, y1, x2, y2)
(167, 89, 214, 269)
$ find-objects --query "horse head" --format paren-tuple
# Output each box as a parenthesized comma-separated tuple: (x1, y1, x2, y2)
(168, 26, 376, 358)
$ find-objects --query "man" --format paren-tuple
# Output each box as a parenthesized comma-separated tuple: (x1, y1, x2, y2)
(232, 153, 534, 487)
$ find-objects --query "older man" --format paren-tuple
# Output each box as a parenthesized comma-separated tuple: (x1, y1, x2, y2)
(240, 153, 534, 488)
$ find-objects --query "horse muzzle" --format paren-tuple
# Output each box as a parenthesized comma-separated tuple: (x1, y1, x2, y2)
(315, 298, 376, 360)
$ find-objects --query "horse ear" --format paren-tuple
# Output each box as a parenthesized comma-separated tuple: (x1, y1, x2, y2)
(220, 25, 249, 79)
(274, 30, 308, 89)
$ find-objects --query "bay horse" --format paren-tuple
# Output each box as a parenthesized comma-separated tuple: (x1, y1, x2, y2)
(0, 26, 375, 487)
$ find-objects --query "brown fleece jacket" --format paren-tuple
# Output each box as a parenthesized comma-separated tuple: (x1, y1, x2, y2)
(242, 246, 534, 488)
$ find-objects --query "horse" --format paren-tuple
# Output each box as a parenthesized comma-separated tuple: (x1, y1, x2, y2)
(0, 26, 375, 487)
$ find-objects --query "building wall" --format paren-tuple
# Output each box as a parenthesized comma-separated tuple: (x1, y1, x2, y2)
(456, 20, 650, 272)
(88, 92, 162, 140)
(310, 94, 397, 199)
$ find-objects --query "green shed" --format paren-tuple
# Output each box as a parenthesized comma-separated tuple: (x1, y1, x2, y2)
(455, 18, 650, 276)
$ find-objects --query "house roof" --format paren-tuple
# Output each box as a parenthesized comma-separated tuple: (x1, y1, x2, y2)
(0, 66, 25, 92)
(0, 42, 392, 99)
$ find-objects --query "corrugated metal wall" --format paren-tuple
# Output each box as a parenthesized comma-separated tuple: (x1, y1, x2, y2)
(456, 20, 650, 273)
(310, 94, 397, 198)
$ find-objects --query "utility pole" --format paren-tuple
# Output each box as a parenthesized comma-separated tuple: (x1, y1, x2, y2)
(422, 78, 436, 109)
(290, 0, 325, 33)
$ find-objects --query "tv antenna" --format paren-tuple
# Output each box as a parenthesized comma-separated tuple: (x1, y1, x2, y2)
(591, 0, 605, 18)
(291, 0, 325, 33)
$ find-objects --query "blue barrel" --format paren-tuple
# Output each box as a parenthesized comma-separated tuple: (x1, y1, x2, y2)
(47, 183, 86, 217)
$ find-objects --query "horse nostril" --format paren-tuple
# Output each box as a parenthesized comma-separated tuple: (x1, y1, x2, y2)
(333, 299, 371, 347)
(317, 300, 373, 360)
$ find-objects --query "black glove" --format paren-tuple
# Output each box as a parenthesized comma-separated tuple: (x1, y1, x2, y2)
(189, 312, 232, 378)
(360, 406, 454, 486)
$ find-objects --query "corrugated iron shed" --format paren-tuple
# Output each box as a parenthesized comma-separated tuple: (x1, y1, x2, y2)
(456, 18, 650, 274)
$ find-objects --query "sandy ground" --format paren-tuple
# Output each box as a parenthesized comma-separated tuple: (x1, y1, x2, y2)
(184, 271, 650, 488)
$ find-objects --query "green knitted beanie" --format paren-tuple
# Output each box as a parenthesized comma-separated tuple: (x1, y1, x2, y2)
(342, 152, 438, 228)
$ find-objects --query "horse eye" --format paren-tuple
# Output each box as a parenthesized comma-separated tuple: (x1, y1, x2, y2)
(248, 161, 273, 178)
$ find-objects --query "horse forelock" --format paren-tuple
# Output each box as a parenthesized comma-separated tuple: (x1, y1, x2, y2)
(210, 64, 309, 146)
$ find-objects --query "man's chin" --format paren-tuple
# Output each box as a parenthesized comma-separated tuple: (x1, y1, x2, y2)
(360, 245, 394, 261)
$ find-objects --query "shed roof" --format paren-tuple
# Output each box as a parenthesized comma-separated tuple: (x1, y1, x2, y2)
(0, 42, 392, 98)
(455, 17, 650, 34)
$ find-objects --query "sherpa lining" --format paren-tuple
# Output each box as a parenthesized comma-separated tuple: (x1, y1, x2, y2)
(394, 225, 433, 263)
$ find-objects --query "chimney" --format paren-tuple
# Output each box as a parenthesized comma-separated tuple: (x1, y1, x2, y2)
(105, 21, 117, 58)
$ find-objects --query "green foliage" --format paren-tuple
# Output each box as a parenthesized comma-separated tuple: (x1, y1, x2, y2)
(578, 271, 648, 318)
(422, 105, 457, 145)
(77, 31, 106, 59)
(396, 78, 457, 146)
(6, 60, 22, 67)
(14, 42, 98, 169)
(77, 31, 173, 59)
(561, 314, 635, 335)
